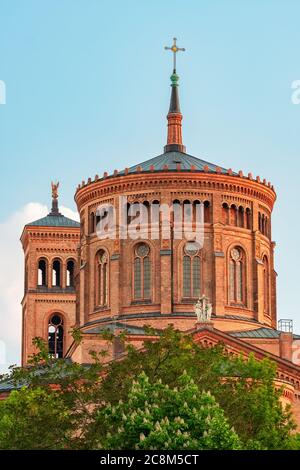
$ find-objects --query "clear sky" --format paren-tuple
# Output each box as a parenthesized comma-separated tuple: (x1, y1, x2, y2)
(0, 0, 300, 371)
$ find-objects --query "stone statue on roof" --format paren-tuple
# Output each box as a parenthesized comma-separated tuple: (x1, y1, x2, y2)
(194, 295, 212, 323)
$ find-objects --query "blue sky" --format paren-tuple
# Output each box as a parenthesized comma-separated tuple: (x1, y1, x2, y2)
(0, 0, 300, 368)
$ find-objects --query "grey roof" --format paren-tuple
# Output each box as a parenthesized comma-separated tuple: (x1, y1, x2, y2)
(84, 321, 159, 336)
(27, 214, 80, 228)
(83, 312, 256, 328)
(118, 151, 235, 176)
(0, 378, 23, 392)
(230, 327, 300, 340)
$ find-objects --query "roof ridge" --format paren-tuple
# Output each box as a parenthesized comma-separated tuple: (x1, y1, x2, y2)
(26, 212, 80, 228)
(118, 150, 233, 176)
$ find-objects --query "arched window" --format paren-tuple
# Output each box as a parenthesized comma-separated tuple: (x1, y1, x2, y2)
(183, 242, 201, 298)
(229, 247, 246, 305)
(38, 258, 47, 287)
(262, 214, 265, 235)
(245, 208, 251, 230)
(48, 314, 63, 358)
(52, 259, 61, 287)
(222, 203, 229, 225)
(263, 256, 270, 314)
(150, 200, 160, 238)
(183, 200, 192, 228)
(66, 260, 75, 287)
(89, 211, 95, 234)
(126, 202, 131, 225)
(96, 250, 108, 307)
(237, 206, 244, 228)
(230, 205, 237, 226)
(133, 243, 151, 300)
(258, 212, 262, 232)
(95, 208, 108, 233)
(192, 200, 201, 225)
(204, 201, 211, 223)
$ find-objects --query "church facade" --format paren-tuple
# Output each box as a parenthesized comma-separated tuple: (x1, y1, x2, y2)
(20, 49, 300, 424)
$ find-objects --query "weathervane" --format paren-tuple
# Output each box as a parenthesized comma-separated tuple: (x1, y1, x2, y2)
(164, 37, 185, 73)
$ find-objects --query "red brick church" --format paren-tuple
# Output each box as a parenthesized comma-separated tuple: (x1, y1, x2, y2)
(20, 41, 300, 424)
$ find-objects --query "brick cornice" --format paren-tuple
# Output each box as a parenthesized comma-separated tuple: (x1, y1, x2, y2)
(21, 225, 80, 250)
(75, 172, 276, 212)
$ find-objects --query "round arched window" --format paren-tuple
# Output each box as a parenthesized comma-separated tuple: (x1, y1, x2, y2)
(229, 247, 246, 304)
(135, 243, 150, 258)
(184, 241, 200, 256)
(183, 242, 201, 298)
(96, 250, 108, 307)
(134, 243, 151, 300)
(48, 314, 63, 358)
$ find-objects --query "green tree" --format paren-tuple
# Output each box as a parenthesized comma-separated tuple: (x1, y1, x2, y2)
(95, 371, 240, 450)
(98, 327, 297, 450)
(0, 327, 298, 450)
(0, 387, 71, 449)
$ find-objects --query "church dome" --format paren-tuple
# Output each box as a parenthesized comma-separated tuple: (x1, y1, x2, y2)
(73, 55, 277, 351)
(118, 151, 235, 176)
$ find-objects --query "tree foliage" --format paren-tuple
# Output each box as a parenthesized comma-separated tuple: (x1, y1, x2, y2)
(0, 327, 298, 450)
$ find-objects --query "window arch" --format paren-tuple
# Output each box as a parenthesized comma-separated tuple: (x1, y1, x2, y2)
(183, 242, 201, 298)
(245, 208, 251, 230)
(38, 258, 47, 287)
(95, 250, 108, 307)
(265, 218, 268, 237)
(263, 256, 270, 314)
(48, 314, 64, 358)
(66, 259, 75, 288)
(52, 259, 61, 287)
(228, 247, 246, 305)
(204, 201, 211, 223)
(230, 205, 237, 226)
(222, 203, 229, 225)
(237, 206, 244, 228)
(89, 211, 95, 234)
(133, 243, 151, 300)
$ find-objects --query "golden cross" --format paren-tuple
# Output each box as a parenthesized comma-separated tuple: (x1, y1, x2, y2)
(164, 37, 185, 72)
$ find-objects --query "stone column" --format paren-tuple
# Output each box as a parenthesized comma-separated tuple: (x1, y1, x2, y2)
(61, 260, 66, 289)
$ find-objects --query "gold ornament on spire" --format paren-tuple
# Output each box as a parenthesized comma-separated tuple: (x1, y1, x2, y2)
(51, 181, 59, 199)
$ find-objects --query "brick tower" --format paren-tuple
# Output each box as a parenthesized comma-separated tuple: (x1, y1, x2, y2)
(70, 40, 277, 358)
(20, 183, 80, 364)
(17, 42, 300, 428)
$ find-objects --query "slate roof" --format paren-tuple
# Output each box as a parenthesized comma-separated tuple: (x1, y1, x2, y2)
(118, 151, 235, 176)
(230, 327, 300, 340)
(26, 213, 80, 228)
(0, 378, 20, 392)
(83, 321, 159, 336)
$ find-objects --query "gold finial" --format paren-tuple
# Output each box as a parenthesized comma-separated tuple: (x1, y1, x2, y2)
(164, 37, 185, 72)
(51, 181, 59, 199)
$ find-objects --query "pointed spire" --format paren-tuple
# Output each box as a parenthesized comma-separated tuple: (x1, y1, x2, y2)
(164, 38, 186, 153)
(49, 181, 61, 216)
